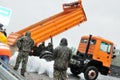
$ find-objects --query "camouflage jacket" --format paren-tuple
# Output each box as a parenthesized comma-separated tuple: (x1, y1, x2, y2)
(16, 36, 34, 52)
(53, 46, 72, 71)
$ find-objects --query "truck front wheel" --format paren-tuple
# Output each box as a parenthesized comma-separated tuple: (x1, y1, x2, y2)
(84, 66, 98, 80)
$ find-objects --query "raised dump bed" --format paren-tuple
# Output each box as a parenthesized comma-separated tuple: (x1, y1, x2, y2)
(7, 0, 87, 46)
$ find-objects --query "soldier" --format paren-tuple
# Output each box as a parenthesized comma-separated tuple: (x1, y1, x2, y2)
(41, 42, 46, 51)
(0, 23, 3, 30)
(46, 42, 53, 52)
(53, 38, 72, 80)
(14, 31, 34, 76)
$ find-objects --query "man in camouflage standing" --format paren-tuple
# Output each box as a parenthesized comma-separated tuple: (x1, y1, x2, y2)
(53, 38, 72, 80)
(14, 31, 34, 76)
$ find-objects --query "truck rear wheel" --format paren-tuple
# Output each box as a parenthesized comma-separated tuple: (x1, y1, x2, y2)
(70, 66, 81, 75)
(40, 51, 53, 61)
(84, 66, 98, 80)
(41, 54, 53, 61)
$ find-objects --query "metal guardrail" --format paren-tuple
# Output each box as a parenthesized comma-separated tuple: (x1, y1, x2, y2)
(0, 65, 18, 80)
(0, 58, 26, 80)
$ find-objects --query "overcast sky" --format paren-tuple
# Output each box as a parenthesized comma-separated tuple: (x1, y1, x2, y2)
(0, 0, 120, 49)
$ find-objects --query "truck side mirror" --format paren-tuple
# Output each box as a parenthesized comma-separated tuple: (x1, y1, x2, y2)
(112, 55, 116, 59)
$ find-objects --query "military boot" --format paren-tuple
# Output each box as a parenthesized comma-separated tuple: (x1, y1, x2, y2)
(21, 69, 25, 77)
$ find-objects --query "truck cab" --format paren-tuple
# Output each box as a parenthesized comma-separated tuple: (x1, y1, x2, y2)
(70, 35, 114, 80)
(78, 35, 114, 67)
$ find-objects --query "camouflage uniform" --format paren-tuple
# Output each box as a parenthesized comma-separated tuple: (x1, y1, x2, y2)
(46, 42, 53, 52)
(53, 38, 72, 80)
(14, 31, 34, 76)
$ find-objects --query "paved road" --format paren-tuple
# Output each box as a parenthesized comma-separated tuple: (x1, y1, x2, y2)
(25, 73, 84, 80)
(25, 72, 120, 80)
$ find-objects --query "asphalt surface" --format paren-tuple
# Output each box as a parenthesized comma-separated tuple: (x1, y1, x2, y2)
(25, 65, 120, 80)
(25, 73, 84, 80)
(25, 72, 120, 80)
(110, 65, 120, 78)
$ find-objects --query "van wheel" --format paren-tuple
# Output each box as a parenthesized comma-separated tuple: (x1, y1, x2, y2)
(84, 66, 98, 80)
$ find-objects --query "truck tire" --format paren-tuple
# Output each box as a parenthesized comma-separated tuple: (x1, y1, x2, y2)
(84, 66, 98, 80)
(41, 54, 53, 61)
(70, 67, 81, 75)
(40, 51, 53, 61)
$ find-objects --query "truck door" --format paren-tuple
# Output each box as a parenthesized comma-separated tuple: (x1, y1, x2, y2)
(99, 42, 112, 67)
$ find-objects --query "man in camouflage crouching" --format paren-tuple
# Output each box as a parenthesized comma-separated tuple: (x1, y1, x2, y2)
(53, 38, 72, 80)
(14, 31, 34, 76)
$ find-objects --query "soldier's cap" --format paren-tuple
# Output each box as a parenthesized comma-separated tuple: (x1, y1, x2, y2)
(25, 31, 31, 37)
(60, 38, 68, 46)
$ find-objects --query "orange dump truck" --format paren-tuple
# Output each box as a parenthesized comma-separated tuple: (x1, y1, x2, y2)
(7, 0, 115, 80)
(70, 35, 115, 80)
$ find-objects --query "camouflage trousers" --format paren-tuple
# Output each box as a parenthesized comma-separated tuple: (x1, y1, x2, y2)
(53, 69, 67, 80)
(14, 51, 29, 76)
